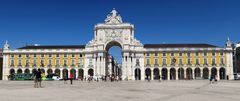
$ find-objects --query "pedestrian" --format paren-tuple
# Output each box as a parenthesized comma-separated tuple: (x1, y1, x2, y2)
(33, 70, 38, 88)
(215, 75, 218, 83)
(209, 75, 213, 84)
(36, 69, 43, 88)
(70, 73, 74, 85)
(63, 74, 67, 84)
(158, 75, 161, 82)
(148, 75, 150, 82)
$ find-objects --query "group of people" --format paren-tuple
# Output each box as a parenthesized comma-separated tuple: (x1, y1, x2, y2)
(33, 69, 43, 88)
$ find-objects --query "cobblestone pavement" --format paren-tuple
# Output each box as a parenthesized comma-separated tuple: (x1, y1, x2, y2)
(0, 80, 240, 101)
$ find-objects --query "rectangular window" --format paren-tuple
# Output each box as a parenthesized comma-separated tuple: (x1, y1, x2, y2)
(179, 58, 182, 65)
(179, 53, 182, 56)
(212, 58, 216, 65)
(146, 53, 150, 57)
(34, 54, 37, 57)
(154, 53, 158, 57)
(146, 58, 150, 64)
(220, 52, 224, 56)
(72, 54, 75, 57)
(56, 59, 60, 65)
(64, 60, 67, 66)
(41, 59, 44, 66)
(171, 53, 174, 56)
(11, 60, 14, 65)
(187, 52, 191, 57)
(18, 60, 21, 65)
(79, 59, 83, 65)
(171, 58, 174, 64)
(221, 58, 224, 64)
(196, 52, 199, 56)
(187, 58, 191, 64)
(154, 58, 158, 64)
(41, 54, 44, 58)
(80, 54, 83, 57)
(163, 52, 166, 57)
(204, 58, 207, 64)
(49, 54, 52, 58)
(204, 52, 207, 56)
(33, 59, 37, 66)
(136, 59, 140, 65)
(11, 54, 14, 58)
(49, 60, 52, 65)
(196, 58, 199, 64)
(89, 58, 93, 65)
(72, 59, 75, 65)
(26, 60, 29, 66)
(56, 54, 59, 57)
(163, 58, 166, 65)
(212, 52, 215, 56)
(64, 54, 67, 58)
(26, 54, 29, 58)
(18, 54, 22, 58)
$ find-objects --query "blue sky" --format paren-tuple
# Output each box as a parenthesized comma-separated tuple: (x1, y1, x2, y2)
(0, 0, 240, 63)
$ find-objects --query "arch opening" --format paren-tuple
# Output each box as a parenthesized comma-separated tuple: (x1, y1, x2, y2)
(105, 41, 122, 77)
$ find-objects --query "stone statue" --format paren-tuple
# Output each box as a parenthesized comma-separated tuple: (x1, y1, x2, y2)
(105, 8, 123, 24)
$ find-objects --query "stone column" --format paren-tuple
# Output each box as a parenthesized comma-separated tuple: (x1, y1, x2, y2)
(209, 69, 211, 79)
(167, 68, 170, 80)
(121, 55, 126, 80)
(192, 68, 195, 80)
(60, 68, 63, 79)
(75, 69, 78, 79)
(151, 68, 154, 80)
(200, 68, 203, 79)
(159, 68, 162, 80)
(184, 69, 186, 79)
(2, 54, 9, 80)
(217, 68, 220, 80)
(176, 68, 179, 80)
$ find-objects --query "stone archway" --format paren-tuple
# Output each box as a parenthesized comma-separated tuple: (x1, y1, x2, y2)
(47, 69, 53, 74)
(211, 67, 217, 78)
(70, 68, 76, 79)
(62, 69, 68, 79)
(24, 69, 30, 74)
(219, 67, 226, 80)
(170, 68, 176, 80)
(10, 69, 15, 74)
(17, 69, 22, 74)
(40, 69, 45, 74)
(162, 68, 168, 80)
(78, 69, 84, 80)
(145, 68, 151, 80)
(32, 69, 37, 74)
(134, 68, 141, 80)
(105, 41, 123, 77)
(186, 68, 192, 80)
(194, 68, 201, 79)
(153, 68, 160, 80)
(178, 68, 184, 80)
(203, 68, 209, 79)
(55, 69, 61, 77)
(88, 68, 94, 76)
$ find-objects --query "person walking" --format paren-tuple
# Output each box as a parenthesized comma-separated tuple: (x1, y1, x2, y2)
(70, 73, 74, 85)
(36, 69, 43, 88)
(33, 70, 38, 88)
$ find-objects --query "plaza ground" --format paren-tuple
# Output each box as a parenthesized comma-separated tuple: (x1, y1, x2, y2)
(0, 80, 240, 101)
